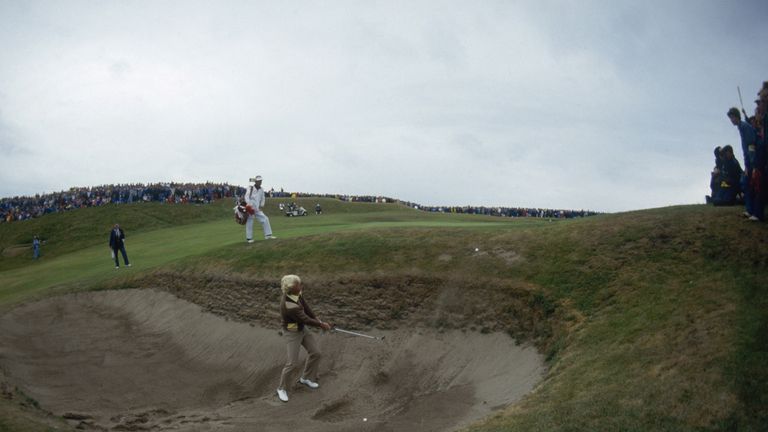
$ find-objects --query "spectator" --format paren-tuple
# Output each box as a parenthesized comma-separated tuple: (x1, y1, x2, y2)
(728, 107, 764, 221)
(32, 235, 40, 260)
(712, 145, 744, 206)
(708, 146, 723, 204)
(109, 223, 131, 269)
(759, 84, 768, 201)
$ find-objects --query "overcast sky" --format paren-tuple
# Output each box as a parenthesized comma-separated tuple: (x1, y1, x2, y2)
(1, 1, 767, 212)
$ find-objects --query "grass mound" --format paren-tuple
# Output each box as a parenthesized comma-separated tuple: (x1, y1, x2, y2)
(0, 200, 766, 431)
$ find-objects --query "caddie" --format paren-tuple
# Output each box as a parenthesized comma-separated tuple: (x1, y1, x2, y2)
(245, 175, 276, 242)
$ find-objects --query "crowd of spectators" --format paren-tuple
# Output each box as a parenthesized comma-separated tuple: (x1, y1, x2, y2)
(1, 182, 242, 223)
(2, 183, 598, 224)
(265, 190, 393, 203)
(708, 80, 767, 222)
(268, 191, 597, 219)
(399, 201, 597, 219)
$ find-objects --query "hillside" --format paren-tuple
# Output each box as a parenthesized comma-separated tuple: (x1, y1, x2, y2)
(0, 201, 766, 431)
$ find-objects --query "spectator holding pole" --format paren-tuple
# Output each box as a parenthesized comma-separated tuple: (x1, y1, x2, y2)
(728, 107, 763, 221)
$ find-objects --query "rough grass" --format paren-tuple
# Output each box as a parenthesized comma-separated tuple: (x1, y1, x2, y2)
(0, 201, 766, 431)
(464, 206, 768, 432)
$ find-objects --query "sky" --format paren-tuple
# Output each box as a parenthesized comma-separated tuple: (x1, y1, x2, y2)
(1, 0, 767, 212)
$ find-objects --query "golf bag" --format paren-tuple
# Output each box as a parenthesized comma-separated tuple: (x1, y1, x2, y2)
(233, 203, 248, 225)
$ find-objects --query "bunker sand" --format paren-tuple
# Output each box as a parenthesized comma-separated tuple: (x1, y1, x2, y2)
(0, 289, 544, 431)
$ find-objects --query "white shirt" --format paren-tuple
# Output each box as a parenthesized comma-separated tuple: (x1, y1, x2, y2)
(246, 186, 265, 211)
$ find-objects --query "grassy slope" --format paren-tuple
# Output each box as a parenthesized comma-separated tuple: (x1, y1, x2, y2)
(0, 198, 526, 307)
(0, 201, 766, 431)
(0, 200, 231, 271)
(469, 206, 768, 432)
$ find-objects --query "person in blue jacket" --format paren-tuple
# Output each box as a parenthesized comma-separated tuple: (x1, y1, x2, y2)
(728, 107, 764, 221)
(32, 235, 40, 259)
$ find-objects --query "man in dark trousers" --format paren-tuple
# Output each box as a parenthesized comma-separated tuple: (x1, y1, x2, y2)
(728, 107, 764, 221)
(32, 235, 41, 260)
(109, 223, 131, 268)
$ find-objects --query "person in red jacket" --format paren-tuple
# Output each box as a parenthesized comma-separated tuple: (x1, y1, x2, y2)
(276, 274, 331, 403)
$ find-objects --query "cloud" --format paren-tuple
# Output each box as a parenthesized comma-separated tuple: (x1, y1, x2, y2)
(0, 1, 766, 211)
(0, 110, 31, 156)
(109, 60, 132, 78)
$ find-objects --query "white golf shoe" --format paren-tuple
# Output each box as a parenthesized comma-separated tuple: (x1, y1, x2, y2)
(299, 377, 319, 389)
(247, 239, 254, 244)
(276, 388, 289, 402)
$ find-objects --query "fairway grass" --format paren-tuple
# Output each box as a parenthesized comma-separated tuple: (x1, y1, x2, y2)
(0, 204, 534, 308)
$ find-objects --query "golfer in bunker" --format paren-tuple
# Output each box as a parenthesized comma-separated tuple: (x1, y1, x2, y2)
(277, 274, 332, 402)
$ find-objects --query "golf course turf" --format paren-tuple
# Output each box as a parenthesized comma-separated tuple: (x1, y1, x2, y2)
(0, 198, 766, 431)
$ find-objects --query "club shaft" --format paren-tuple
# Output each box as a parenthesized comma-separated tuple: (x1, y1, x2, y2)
(738, 86, 745, 111)
(333, 328, 378, 339)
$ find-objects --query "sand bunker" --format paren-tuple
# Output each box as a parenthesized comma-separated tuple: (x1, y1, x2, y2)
(0, 289, 544, 431)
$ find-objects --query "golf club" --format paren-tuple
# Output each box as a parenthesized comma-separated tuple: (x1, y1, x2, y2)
(331, 327, 385, 340)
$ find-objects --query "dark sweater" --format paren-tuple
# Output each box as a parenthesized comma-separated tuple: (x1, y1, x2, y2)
(280, 294, 321, 332)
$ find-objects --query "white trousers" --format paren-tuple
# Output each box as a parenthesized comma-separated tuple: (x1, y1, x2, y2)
(246, 212, 273, 239)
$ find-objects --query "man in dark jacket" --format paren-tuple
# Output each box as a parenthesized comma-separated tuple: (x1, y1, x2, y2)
(709, 146, 723, 204)
(276, 274, 331, 403)
(713, 145, 744, 206)
(109, 223, 131, 268)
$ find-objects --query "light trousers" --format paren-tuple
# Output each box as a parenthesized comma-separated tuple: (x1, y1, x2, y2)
(245, 211, 273, 239)
(278, 328, 321, 390)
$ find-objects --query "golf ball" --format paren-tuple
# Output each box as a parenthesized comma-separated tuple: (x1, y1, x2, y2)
(474, 247, 479, 252)
(363, 418, 368, 422)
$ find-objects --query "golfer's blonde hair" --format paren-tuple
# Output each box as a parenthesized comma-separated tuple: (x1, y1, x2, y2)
(280, 274, 301, 295)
